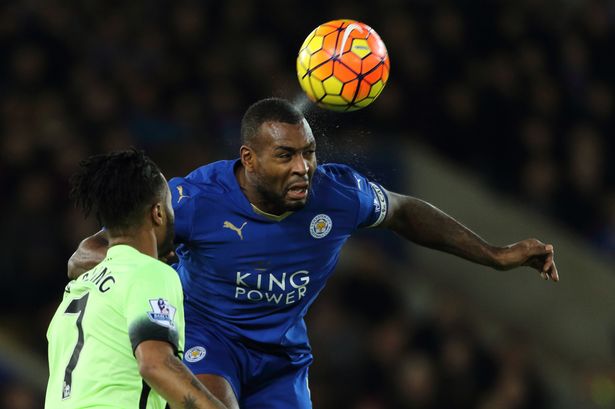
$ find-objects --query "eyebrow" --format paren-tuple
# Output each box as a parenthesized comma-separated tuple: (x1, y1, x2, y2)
(274, 143, 316, 152)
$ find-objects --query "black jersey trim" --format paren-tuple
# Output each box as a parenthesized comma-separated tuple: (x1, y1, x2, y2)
(139, 380, 151, 409)
(129, 316, 180, 356)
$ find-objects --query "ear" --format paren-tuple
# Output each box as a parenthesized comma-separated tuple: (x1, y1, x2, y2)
(150, 202, 164, 227)
(240, 145, 256, 172)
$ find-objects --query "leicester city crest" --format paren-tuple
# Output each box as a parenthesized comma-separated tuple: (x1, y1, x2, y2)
(185, 346, 207, 363)
(310, 214, 332, 239)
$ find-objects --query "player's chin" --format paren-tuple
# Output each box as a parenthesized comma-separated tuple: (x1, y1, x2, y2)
(158, 228, 175, 258)
(284, 195, 309, 211)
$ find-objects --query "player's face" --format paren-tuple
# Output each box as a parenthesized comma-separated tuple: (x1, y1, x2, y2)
(156, 182, 175, 256)
(253, 119, 316, 212)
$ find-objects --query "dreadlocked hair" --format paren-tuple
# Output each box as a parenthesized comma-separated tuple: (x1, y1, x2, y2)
(69, 149, 165, 231)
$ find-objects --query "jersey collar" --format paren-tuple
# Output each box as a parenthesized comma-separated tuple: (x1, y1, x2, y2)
(249, 203, 294, 222)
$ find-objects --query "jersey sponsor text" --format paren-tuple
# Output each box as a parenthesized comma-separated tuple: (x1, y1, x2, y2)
(234, 270, 310, 305)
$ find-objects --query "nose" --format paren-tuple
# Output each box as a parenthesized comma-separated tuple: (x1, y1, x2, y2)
(291, 154, 309, 176)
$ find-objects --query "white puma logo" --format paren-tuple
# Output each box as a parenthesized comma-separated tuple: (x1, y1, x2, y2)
(223, 221, 248, 240)
(176, 186, 190, 203)
(338, 23, 365, 56)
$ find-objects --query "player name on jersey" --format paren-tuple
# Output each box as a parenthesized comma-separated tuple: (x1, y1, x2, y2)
(77, 266, 116, 293)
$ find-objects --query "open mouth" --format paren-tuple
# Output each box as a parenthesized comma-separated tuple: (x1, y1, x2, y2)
(286, 183, 309, 200)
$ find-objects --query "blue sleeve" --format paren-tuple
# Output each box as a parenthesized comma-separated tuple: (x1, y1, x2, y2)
(168, 177, 196, 243)
(354, 174, 389, 229)
(323, 164, 389, 229)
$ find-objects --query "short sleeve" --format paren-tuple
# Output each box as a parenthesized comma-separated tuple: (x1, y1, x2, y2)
(168, 177, 196, 243)
(354, 174, 389, 228)
(126, 262, 185, 356)
(321, 164, 389, 229)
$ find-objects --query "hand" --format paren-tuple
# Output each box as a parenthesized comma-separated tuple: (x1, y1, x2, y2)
(159, 250, 177, 265)
(495, 239, 559, 282)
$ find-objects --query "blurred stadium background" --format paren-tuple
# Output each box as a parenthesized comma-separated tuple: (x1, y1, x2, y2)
(1, 1, 614, 408)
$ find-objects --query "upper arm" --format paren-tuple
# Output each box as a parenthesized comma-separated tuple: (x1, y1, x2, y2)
(380, 189, 444, 242)
(67, 229, 109, 279)
(379, 189, 469, 248)
(134, 339, 175, 377)
(380, 189, 409, 231)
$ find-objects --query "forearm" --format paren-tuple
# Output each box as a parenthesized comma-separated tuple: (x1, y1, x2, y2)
(385, 194, 502, 268)
(67, 230, 109, 279)
(142, 354, 226, 409)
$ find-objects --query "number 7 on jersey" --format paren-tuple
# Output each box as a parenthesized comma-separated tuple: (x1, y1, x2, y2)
(62, 292, 89, 399)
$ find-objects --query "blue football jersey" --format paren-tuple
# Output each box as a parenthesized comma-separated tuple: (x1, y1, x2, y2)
(169, 160, 388, 353)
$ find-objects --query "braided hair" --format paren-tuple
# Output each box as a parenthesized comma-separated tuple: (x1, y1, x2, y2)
(69, 149, 165, 232)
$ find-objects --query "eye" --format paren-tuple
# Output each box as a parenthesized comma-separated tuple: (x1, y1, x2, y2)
(277, 153, 291, 159)
(303, 150, 315, 157)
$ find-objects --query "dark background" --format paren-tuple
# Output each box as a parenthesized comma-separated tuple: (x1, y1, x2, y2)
(1, 1, 614, 408)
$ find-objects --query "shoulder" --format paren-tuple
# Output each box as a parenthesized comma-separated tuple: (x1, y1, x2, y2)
(315, 163, 379, 198)
(316, 163, 363, 189)
(307, 163, 372, 210)
(313, 163, 388, 227)
(169, 160, 238, 196)
(133, 257, 181, 289)
(185, 160, 237, 184)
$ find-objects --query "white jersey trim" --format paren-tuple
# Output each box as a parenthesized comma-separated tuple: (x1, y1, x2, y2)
(367, 182, 388, 228)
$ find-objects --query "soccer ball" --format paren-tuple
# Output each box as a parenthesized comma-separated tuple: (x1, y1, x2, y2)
(297, 19, 390, 112)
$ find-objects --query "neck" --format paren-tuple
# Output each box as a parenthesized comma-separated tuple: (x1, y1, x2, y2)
(108, 229, 158, 259)
(235, 162, 284, 215)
